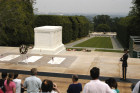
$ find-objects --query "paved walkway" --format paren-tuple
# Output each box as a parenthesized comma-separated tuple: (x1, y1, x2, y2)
(111, 36, 123, 49)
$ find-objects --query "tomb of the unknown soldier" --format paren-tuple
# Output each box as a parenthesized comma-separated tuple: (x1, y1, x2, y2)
(31, 26, 65, 55)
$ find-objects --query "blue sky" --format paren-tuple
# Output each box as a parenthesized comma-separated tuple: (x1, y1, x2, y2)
(34, 0, 133, 15)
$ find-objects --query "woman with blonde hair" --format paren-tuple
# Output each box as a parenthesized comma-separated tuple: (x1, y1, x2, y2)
(4, 73, 16, 93)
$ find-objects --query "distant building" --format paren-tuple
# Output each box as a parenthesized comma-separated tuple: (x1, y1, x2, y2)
(129, 36, 140, 58)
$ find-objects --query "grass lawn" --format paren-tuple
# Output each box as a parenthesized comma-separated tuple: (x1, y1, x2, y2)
(73, 37, 113, 48)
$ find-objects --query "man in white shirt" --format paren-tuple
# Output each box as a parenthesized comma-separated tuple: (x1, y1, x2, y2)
(83, 67, 113, 93)
(132, 81, 140, 93)
(23, 68, 42, 93)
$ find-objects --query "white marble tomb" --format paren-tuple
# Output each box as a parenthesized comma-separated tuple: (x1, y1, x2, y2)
(31, 26, 65, 55)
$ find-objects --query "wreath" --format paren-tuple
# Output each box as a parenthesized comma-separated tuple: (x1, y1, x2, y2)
(19, 45, 28, 54)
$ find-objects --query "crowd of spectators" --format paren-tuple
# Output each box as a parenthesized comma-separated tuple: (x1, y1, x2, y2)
(0, 67, 139, 93)
(0, 68, 60, 93)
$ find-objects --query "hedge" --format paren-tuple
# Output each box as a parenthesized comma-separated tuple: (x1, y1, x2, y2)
(116, 24, 129, 48)
(69, 16, 79, 40)
(76, 16, 89, 38)
(116, 16, 133, 48)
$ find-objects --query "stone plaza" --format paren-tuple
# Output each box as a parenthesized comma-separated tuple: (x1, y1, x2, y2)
(0, 46, 140, 93)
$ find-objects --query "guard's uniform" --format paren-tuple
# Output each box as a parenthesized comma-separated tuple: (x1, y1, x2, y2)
(122, 53, 128, 80)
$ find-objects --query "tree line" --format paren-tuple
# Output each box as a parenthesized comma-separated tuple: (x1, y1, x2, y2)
(0, 0, 89, 46)
(0, 0, 34, 46)
(116, 0, 140, 48)
(0, 0, 140, 48)
(92, 0, 140, 48)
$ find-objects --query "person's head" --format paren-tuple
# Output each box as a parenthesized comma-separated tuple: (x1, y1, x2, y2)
(14, 73, 19, 79)
(72, 74, 79, 82)
(1, 72, 7, 79)
(90, 67, 100, 80)
(7, 73, 14, 85)
(105, 78, 117, 89)
(31, 68, 37, 75)
(41, 79, 53, 92)
(124, 49, 128, 53)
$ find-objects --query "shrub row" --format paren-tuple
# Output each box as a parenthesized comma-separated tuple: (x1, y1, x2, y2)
(116, 24, 129, 48)
(116, 16, 134, 48)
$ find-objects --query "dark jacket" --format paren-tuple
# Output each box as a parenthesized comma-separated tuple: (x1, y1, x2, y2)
(122, 53, 128, 67)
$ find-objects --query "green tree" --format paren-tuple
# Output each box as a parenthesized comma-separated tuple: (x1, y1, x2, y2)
(115, 0, 140, 48)
(93, 15, 111, 31)
(96, 24, 110, 32)
(76, 16, 89, 38)
(129, 6, 138, 16)
(0, 0, 34, 46)
(69, 16, 79, 40)
(134, 0, 140, 16)
(89, 21, 94, 32)
(110, 17, 120, 32)
(127, 0, 140, 36)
